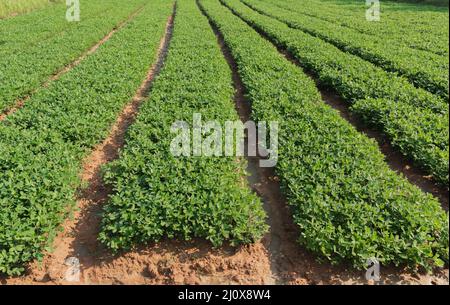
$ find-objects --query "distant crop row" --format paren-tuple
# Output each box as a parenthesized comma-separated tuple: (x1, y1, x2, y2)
(222, 0, 449, 186)
(99, 0, 268, 252)
(0, 1, 172, 275)
(352, 98, 449, 185)
(243, 0, 449, 100)
(0, 1, 68, 48)
(0, 0, 61, 19)
(200, 0, 448, 270)
(265, 0, 449, 56)
(0, 0, 146, 55)
(0, 0, 148, 113)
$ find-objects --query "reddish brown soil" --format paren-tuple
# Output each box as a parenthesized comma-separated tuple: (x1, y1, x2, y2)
(318, 88, 449, 210)
(3, 5, 274, 285)
(202, 0, 448, 286)
(0, 1, 60, 20)
(248, 164, 449, 285)
(218, 0, 449, 210)
(281, 49, 449, 211)
(0, 5, 146, 122)
(2, 2, 448, 286)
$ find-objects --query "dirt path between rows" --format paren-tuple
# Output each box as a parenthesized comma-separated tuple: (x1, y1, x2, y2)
(0, 4, 146, 122)
(3, 1, 448, 286)
(279, 48, 449, 211)
(217, 0, 449, 211)
(199, 0, 449, 285)
(3, 2, 272, 286)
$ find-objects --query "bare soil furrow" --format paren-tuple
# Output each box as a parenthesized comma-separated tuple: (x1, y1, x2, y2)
(4, 4, 175, 284)
(0, 4, 146, 122)
(197, 0, 449, 285)
(219, 0, 449, 210)
(5, 2, 273, 286)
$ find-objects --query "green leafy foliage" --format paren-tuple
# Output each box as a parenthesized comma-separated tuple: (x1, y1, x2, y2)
(351, 98, 449, 185)
(242, 0, 449, 99)
(221, 0, 449, 185)
(0, 0, 149, 112)
(0, 0, 62, 19)
(265, 0, 449, 57)
(200, 0, 449, 271)
(99, 0, 268, 252)
(0, 1, 172, 275)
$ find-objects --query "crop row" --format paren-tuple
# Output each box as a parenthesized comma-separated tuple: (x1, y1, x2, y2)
(221, 0, 449, 185)
(199, 0, 448, 270)
(351, 98, 449, 185)
(264, 0, 449, 56)
(242, 0, 449, 99)
(0, 0, 148, 113)
(0, 0, 143, 55)
(0, 0, 62, 19)
(0, 0, 67, 48)
(99, 0, 268, 252)
(0, 0, 173, 276)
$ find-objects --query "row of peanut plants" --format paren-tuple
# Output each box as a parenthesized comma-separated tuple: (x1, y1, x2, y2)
(0, 0, 173, 275)
(199, 0, 448, 271)
(0, 0, 148, 112)
(99, 0, 268, 252)
(264, 0, 449, 56)
(222, 0, 449, 186)
(243, 0, 449, 99)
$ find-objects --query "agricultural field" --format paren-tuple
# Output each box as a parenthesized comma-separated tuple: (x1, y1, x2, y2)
(0, 0, 62, 19)
(0, 0, 448, 287)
